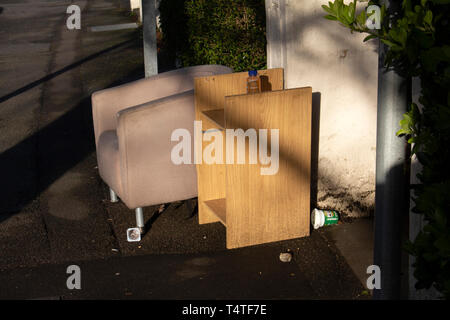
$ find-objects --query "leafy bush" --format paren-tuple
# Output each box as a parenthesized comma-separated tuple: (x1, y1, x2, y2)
(158, 0, 267, 71)
(322, 0, 450, 298)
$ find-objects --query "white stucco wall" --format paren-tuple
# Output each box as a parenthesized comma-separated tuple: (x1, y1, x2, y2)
(266, 0, 378, 217)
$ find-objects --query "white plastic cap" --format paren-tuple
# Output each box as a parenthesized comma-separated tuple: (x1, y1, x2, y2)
(311, 209, 325, 229)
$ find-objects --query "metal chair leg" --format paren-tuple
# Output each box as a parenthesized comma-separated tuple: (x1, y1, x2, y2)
(135, 207, 144, 234)
(110, 188, 118, 203)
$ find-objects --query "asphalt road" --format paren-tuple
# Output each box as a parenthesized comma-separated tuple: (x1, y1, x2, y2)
(0, 0, 368, 300)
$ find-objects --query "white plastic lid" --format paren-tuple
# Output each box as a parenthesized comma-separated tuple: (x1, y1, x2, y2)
(311, 209, 325, 229)
(126, 228, 141, 242)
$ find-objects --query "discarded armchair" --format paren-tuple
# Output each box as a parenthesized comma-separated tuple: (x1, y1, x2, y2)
(91, 65, 233, 233)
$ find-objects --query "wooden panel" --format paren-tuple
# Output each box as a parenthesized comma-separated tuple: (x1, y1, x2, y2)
(196, 119, 226, 224)
(203, 198, 226, 226)
(195, 68, 284, 114)
(195, 69, 284, 225)
(224, 87, 312, 249)
(202, 109, 225, 129)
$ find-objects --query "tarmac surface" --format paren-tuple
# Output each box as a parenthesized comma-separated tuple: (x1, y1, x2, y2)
(0, 0, 369, 299)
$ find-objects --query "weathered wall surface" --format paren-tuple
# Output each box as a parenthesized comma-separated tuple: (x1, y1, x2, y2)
(266, 0, 378, 217)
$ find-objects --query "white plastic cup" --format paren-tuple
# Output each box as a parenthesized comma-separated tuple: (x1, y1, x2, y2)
(127, 227, 141, 242)
(311, 208, 339, 229)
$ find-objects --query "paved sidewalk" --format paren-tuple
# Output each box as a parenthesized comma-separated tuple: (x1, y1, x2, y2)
(0, 0, 368, 300)
(1, 245, 316, 300)
(0, 0, 143, 269)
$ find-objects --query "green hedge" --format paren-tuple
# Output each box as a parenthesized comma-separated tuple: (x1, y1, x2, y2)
(158, 0, 267, 72)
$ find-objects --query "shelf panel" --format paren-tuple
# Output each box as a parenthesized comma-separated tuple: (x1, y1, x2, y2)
(203, 198, 226, 226)
(224, 86, 312, 249)
(201, 109, 225, 129)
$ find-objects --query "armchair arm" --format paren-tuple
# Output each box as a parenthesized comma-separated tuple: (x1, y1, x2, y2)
(116, 90, 197, 208)
(91, 65, 233, 145)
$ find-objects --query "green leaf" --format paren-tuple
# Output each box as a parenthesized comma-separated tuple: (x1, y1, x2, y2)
(324, 14, 338, 21)
(356, 10, 366, 27)
(322, 4, 335, 15)
(341, 5, 352, 25)
(363, 34, 378, 42)
(397, 104, 420, 137)
(423, 10, 433, 27)
(381, 38, 403, 51)
(388, 28, 407, 46)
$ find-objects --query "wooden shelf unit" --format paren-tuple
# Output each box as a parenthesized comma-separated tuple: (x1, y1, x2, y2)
(194, 68, 312, 249)
(201, 109, 225, 128)
(203, 198, 226, 225)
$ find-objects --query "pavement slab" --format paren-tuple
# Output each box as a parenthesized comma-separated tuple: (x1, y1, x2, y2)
(0, 245, 317, 300)
(324, 218, 374, 288)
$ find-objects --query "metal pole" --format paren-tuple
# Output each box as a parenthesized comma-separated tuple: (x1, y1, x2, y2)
(373, 1, 409, 298)
(109, 188, 119, 203)
(135, 207, 145, 233)
(142, 0, 158, 77)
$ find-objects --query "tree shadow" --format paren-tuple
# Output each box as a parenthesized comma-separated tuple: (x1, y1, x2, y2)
(0, 62, 145, 223)
(0, 39, 136, 105)
(311, 92, 321, 210)
(373, 162, 410, 299)
(143, 203, 170, 234)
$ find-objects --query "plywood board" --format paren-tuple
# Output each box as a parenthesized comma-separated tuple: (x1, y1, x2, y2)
(196, 117, 226, 224)
(224, 87, 312, 248)
(195, 69, 284, 225)
(202, 109, 225, 129)
(195, 68, 284, 114)
(203, 198, 226, 226)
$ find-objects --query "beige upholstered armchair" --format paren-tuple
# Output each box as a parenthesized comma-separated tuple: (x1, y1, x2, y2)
(92, 65, 233, 234)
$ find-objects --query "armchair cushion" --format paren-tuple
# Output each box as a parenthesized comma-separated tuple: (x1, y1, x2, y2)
(92, 65, 233, 209)
(116, 90, 197, 208)
(97, 130, 122, 196)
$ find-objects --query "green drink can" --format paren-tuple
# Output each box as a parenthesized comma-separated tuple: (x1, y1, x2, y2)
(311, 209, 339, 229)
